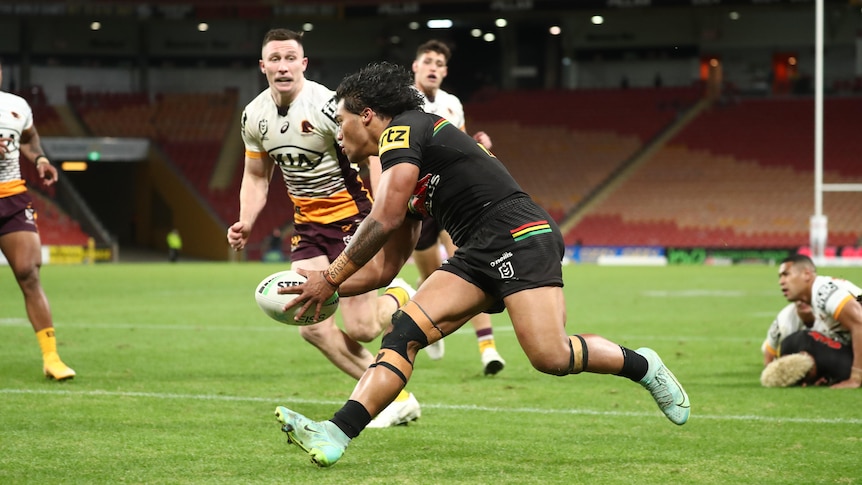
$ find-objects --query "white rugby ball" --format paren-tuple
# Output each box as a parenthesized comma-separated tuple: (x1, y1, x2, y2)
(254, 270, 339, 326)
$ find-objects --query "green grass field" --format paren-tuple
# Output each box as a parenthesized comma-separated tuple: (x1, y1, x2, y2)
(2, 262, 861, 484)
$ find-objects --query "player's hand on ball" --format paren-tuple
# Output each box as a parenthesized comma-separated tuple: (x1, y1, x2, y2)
(279, 268, 338, 323)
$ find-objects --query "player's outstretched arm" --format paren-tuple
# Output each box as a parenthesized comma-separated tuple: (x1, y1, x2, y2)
(228, 155, 273, 250)
(282, 162, 419, 315)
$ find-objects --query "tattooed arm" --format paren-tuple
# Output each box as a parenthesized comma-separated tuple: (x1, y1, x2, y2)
(282, 161, 420, 317)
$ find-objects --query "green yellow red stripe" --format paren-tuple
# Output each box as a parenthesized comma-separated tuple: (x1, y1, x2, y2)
(433, 118, 450, 135)
(511, 220, 552, 241)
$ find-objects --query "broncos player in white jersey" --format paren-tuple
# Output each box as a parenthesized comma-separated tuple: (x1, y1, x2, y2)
(778, 253, 862, 388)
(226, 29, 420, 427)
(761, 299, 843, 366)
(409, 39, 506, 374)
(0, 59, 75, 381)
(761, 301, 816, 366)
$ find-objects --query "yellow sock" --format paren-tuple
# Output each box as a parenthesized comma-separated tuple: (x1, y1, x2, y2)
(478, 338, 496, 354)
(36, 327, 59, 361)
(383, 287, 410, 308)
(394, 389, 410, 402)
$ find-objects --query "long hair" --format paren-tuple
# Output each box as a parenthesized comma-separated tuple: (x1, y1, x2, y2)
(760, 353, 814, 387)
(336, 62, 423, 119)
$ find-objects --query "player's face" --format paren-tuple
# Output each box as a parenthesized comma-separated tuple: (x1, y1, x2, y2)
(412, 51, 448, 95)
(778, 262, 809, 302)
(260, 40, 307, 100)
(334, 99, 376, 163)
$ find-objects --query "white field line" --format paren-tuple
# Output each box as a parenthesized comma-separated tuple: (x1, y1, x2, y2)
(1, 388, 860, 425)
(0, 319, 771, 342)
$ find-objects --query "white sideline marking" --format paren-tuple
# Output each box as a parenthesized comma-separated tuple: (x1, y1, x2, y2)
(0, 319, 768, 342)
(2, 388, 860, 425)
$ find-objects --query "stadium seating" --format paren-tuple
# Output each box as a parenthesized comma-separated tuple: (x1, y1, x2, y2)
(27, 190, 91, 246)
(69, 88, 295, 252)
(466, 90, 861, 248)
(465, 87, 700, 219)
(562, 98, 862, 248)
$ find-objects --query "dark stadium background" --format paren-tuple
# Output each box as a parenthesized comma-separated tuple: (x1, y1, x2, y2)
(2, 0, 859, 263)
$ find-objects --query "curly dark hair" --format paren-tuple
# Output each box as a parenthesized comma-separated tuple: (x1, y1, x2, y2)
(335, 61, 423, 119)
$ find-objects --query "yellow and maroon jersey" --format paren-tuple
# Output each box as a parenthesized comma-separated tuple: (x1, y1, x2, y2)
(0, 91, 33, 199)
(240, 80, 371, 225)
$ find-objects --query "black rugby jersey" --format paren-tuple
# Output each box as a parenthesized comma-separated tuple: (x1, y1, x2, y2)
(780, 330, 852, 384)
(378, 110, 526, 246)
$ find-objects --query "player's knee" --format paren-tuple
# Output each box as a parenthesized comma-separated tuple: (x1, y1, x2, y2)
(380, 309, 429, 361)
(11, 262, 39, 288)
(529, 355, 573, 376)
(343, 318, 381, 343)
(298, 322, 333, 346)
(530, 336, 587, 376)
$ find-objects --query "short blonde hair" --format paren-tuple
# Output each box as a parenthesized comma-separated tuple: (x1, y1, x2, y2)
(760, 353, 814, 387)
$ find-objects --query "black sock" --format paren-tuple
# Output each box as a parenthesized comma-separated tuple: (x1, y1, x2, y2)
(616, 346, 649, 382)
(331, 400, 372, 439)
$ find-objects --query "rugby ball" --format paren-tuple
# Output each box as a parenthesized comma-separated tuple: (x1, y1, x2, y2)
(254, 270, 339, 325)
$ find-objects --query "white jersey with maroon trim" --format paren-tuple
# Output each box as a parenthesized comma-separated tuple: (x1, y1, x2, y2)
(810, 275, 862, 345)
(0, 91, 33, 198)
(419, 88, 465, 130)
(240, 80, 371, 225)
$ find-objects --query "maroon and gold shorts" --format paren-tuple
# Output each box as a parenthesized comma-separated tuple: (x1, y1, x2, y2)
(0, 191, 39, 236)
(290, 215, 366, 262)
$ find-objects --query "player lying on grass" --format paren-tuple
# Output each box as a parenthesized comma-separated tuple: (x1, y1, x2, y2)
(271, 61, 690, 468)
(761, 329, 855, 387)
(777, 254, 862, 388)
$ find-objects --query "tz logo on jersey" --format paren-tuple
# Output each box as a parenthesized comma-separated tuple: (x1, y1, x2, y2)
(379, 126, 410, 155)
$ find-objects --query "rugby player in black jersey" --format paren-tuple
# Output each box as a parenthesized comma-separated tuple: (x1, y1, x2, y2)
(272, 62, 690, 467)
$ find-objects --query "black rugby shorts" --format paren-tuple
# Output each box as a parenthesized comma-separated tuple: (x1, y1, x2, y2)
(440, 196, 564, 313)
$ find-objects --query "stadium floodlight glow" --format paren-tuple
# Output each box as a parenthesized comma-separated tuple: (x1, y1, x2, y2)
(470, 28, 482, 37)
(426, 19, 453, 29)
(495, 18, 507, 28)
(197, 22, 209, 32)
(549, 25, 561, 35)
(90, 21, 101, 31)
(591, 15, 604, 25)
(408, 21, 420, 30)
(302, 23, 313, 31)
(390, 35, 401, 44)
(483, 32, 496, 42)
(729, 11, 740, 20)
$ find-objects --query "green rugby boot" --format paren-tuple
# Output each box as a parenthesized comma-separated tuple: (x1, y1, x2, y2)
(275, 406, 350, 467)
(637, 347, 690, 425)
